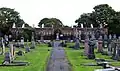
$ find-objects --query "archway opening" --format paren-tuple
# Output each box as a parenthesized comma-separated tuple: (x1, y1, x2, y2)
(54, 28, 62, 40)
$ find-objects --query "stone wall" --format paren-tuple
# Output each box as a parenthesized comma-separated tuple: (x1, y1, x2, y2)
(10, 27, 108, 40)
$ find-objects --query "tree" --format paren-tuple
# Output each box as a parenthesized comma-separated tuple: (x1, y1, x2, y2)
(75, 13, 97, 28)
(108, 12, 120, 34)
(0, 7, 21, 35)
(38, 18, 49, 27)
(22, 23, 33, 41)
(38, 18, 63, 28)
(15, 19, 25, 27)
(93, 4, 116, 27)
(75, 4, 116, 28)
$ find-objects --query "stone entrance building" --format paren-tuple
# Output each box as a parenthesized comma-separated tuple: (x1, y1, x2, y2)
(10, 27, 108, 40)
(34, 27, 107, 40)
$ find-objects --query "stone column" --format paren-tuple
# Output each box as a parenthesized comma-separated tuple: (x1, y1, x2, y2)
(10, 44, 15, 61)
(1, 37, 5, 55)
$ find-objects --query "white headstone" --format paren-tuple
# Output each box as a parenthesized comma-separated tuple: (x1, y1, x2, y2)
(22, 24, 25, 28)
(91, 24, 93, 28)
(81, 24, 83, 28)
(42, 24, 44, 28)
(12, 23, 16, 28)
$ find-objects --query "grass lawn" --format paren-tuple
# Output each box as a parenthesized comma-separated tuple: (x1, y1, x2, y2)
(65, 42, 120, 71)
(0, 43, 51, 71)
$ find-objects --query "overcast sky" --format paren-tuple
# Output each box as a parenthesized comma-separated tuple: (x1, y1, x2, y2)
(0, 0, 120, 27)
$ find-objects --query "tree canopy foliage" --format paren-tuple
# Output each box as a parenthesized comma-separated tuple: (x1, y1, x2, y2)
(75, 4, 120, 34)
(38, 18, 63, 28)
(0, 7, 24, 35)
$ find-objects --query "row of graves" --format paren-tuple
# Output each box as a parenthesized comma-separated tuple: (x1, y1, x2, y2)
(0, 32, 36, 66)
(84, 34, 120, 71)
(66, 33, 120, 71)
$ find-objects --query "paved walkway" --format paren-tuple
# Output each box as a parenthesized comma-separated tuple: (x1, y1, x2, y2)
(47, 41, 71, 71)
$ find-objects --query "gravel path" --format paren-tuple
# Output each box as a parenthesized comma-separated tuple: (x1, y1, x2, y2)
(46, 41, 71, 71)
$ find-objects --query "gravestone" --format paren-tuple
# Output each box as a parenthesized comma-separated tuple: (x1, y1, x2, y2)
(100, 24, 103, 28)
(16, 50, 23, 56)
(81, 23, 83, 28)
(20, 37, 24, 48)
(30, 32, 35, 49)
(2, 52, 11, 64)
(98, 36, 103, 53)
(95, 39, 98, 49)
(25, 40, 30, 53)
(112, 34, 117, 58)
(113, 34, 117, 40)
(1, 37, 5, 55)
(25, 46, 30, 53)
(84, 35, 89, 56)
(74, 38, 80, 49)
(108, 34, 112, 56)
(103, 34, 108, 48)
(30, 41, 35, 49)
(113, 37, 120, 61)
(15, 40, 20, 48)
(111, 40, 116, 59)
(3, 43, 15, 64)
(87, 35, 96, 59)
(25, 47, 30, 53)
